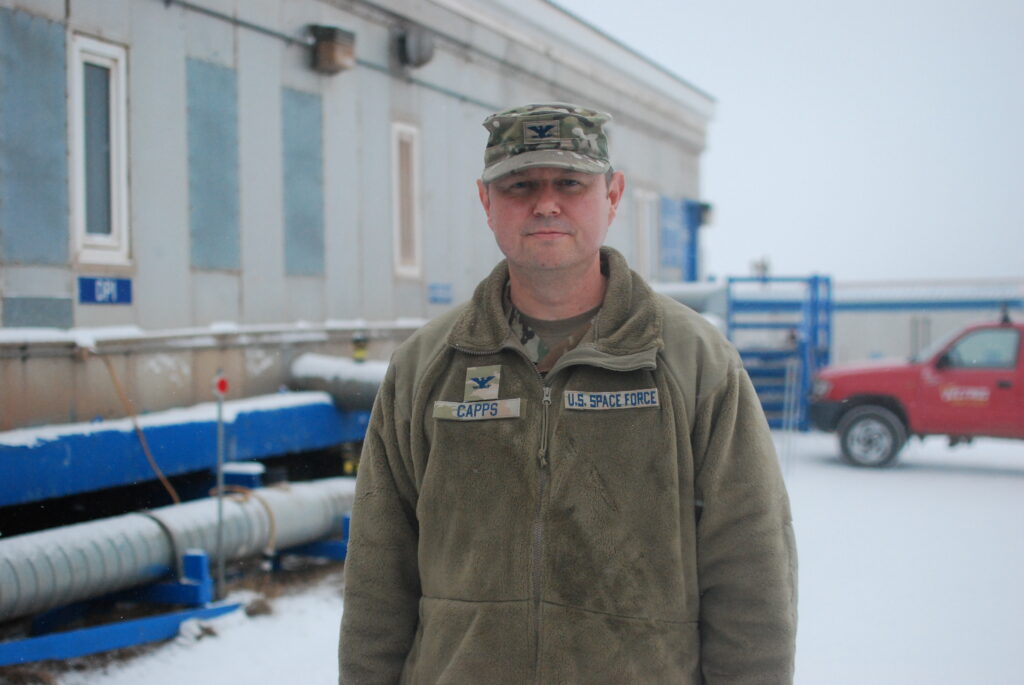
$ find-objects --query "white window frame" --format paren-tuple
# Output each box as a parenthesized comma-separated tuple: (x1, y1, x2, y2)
(633, 188, 660, 281)
(391, 122, 422, 279)
(69, 34, 131, 265)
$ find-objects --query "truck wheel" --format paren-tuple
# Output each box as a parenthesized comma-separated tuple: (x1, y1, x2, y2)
(837, 405, 907, 467)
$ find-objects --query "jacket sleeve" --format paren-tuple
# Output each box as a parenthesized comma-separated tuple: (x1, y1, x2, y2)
(691, 361, 798, 684)
(339, 363, 422, 684)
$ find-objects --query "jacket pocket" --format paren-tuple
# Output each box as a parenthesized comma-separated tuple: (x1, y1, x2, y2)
(402, 596, 532, 685)
(539, 603, 701, 685)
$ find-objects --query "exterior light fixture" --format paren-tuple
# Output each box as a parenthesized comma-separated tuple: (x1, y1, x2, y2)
(309, 25, 356, 74)
(684, 199, 714, 228)
(397, 25, 435, 68)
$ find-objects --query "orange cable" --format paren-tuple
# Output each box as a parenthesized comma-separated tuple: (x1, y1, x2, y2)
(97, 352, 182, 505)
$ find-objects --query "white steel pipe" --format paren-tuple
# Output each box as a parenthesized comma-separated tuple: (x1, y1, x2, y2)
(0, 478, 355, 622)
(289, 354, 388, 410)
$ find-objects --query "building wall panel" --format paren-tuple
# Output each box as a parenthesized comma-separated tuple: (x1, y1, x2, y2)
(286, 277, 326, 323)
(182, 0, 235, 67)
(0, 8, 68, 265)
(1, 297, 73, 328)
(282, 88, 326, 276)
(237, 26, 286, 323)
(356, 69, 396, 318)
(187, 58, 241, 271)
(125, 0, 191, 330)
(321, 64, 362, 320)
(2, 266, 72, 304)
(67, 0, 131, 43)
(191, 271, 240, 325)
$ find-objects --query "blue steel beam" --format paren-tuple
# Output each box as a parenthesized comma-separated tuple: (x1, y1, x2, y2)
(0, 602, 240, 666)
(0, 396, 368, 508)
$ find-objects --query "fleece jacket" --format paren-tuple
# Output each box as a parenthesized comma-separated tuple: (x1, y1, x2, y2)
(339, 247, 797, 684)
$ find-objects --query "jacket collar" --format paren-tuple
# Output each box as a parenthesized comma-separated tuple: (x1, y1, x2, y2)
(447, 247, 663, 360)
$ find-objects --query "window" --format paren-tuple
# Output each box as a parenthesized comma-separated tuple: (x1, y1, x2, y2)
(945, 329, 1020, 369)
(70, 34, 129, 264)
(392, 123, 421, 278)
(633, 189, 660, 281)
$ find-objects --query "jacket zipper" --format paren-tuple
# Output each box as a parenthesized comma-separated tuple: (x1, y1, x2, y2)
(537, 386, 552, 468)
(455, 344, 636, 680)
(532, 384, 552, 683)
(447, 341, 657, 680)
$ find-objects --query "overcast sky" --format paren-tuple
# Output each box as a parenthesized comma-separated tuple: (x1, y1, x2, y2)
(552, 0, 1024, 282)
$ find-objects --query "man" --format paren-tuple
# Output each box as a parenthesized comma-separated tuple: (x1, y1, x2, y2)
(340, 103, 797, 684)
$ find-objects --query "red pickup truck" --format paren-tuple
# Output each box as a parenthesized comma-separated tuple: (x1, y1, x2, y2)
(809, 318, 1024, 466)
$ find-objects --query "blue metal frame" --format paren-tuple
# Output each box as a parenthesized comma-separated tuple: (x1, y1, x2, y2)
(836, 297, 1023, 312)
(726, 275, 833, 430)
(1, 514, 353, 666)
(0, 397, 369, 508)
(0, 602, 240, 665)
(0, 550, 241, 667)
(682, 200, 704, 283)
(275, 515, 351, 566)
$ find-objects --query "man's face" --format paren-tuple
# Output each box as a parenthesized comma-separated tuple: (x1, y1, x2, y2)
(477, 167, 625, 275)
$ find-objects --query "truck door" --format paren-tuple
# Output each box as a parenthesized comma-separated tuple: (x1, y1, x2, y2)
(916, 326, 1022, 438)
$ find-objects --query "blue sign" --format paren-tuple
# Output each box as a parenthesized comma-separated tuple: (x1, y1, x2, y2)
(79, 277, 132, 305)
(428, 282, 453, 305)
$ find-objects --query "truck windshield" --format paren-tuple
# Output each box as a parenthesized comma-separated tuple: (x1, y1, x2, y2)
(910, 329, 961, 364)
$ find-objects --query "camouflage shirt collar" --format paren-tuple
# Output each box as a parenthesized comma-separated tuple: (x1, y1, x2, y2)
(503, 285, 600, 373)
(447, 246, 663, 359)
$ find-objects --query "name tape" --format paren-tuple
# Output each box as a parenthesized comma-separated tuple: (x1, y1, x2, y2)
(564, 388, 659, 411)
(433, 398, 522, 421)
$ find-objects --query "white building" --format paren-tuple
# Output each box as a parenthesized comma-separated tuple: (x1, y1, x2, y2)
(0, 0, 714, 429)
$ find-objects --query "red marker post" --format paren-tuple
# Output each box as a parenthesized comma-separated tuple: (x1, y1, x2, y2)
(213, 370, 229, 599)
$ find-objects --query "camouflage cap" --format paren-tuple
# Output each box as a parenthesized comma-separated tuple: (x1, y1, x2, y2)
(481, 103, 612, 183)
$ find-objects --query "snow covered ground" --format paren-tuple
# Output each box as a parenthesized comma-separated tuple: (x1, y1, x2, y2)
(786, 433, 1024, 684)
(24, 432, 1024, 684)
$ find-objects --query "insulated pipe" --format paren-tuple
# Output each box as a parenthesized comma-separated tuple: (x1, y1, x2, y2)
(0, 478, 355, 623)
(289, 353, 388, 410)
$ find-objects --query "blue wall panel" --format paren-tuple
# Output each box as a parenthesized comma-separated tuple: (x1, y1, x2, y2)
(0, 8, 68, 265)
(187, 59, 240, 270)
(1, 297, 73, 328)
(282, 88, 325, 276)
